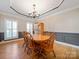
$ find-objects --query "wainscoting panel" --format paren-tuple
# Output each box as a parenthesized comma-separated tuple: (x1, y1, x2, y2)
(56, 32, 79, 46)
(0, 32, 23, 41)
(18, 32, 23, 38)
(0, 31, 79, 46)
(0, 32, 4, 41)
(56, 32, 65, 42)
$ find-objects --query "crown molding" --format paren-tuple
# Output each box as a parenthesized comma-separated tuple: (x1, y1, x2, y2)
(51, 5, 79, 16)
(0, 10, 25, 19)
(0, 10, 35, 22)
(0, 9, 37, 22)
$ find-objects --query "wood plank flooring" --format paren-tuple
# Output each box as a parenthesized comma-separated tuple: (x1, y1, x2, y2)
(0, 39, 79, 59)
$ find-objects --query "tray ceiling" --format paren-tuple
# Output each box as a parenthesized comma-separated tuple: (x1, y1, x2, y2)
(0, 0, 79, 18)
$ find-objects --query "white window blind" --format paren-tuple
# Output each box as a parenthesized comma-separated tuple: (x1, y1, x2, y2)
(26, 22, 33, 34)
(5, 20, 18, 40)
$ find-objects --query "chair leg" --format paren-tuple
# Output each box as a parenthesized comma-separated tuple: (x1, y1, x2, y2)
(27, 48, 32, 55)
(24, 44, 27, 52)
(52, 50, 56, 57)
(22, 42, 25, 47)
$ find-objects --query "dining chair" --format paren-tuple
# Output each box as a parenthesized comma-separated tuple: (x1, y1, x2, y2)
(42, 33, 56, 57)
(22, 31, 43, 56)
(27, 33, 47, 58)
(22, 31, 33, 52)
(22, 31, 29, 47)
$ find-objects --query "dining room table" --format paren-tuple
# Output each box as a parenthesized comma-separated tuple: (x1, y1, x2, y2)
(31, 34, 51, 57)
(33, 34, 50, 42)
(32, 33, 51, 50)
(29, 33, 56, 58)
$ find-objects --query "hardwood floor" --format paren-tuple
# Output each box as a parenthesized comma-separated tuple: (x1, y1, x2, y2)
(0, 39, 79, 59)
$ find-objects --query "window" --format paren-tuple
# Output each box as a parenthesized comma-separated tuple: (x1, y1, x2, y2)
(5, 20, 18, 40)
(26, 22, 33, 34)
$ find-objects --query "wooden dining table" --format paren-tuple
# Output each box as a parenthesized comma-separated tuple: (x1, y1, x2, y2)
(29, 33, 56, 58)
(32, 34, 51, 50)
(33, 34, 50, 42)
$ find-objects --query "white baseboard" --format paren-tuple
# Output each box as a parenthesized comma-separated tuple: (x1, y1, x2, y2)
(55, 41, 79, 49)
(0, 38, 23, 44)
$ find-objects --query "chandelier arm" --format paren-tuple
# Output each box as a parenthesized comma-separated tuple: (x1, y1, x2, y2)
(39, 0, 64, 16)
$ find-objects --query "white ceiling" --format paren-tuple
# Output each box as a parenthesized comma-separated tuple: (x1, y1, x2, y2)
(11, 0, 63, 15)
(0, 0, 79, 18)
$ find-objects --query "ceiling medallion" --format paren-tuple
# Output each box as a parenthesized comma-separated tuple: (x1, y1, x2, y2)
(10, 0, 64, 18)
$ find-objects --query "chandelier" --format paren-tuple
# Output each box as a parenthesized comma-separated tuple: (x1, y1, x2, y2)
(10, 0, 64, 18)
(28, 4, 40, 18)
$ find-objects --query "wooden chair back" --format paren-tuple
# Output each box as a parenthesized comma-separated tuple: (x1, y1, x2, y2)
(22, 31, 34, 53)
(48, 33, 56, 48)
(22, 31, 29, 42)
(41, 32, 56, 49)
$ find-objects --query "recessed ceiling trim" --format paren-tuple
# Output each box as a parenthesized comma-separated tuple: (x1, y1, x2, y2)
(40, 0, 64, 16)
(10, 6, 34, 18)
(10, 6, 40, 19)
(10, 0, 64, 18)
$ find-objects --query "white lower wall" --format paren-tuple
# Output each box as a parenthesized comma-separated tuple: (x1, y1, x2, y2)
(0, 15, 4, 32)
(38, 8, 79, 33)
